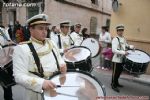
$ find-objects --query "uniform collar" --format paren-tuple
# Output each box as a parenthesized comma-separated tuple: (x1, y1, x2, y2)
(61, 32, 68, 36)
(30, 37, 46, 45)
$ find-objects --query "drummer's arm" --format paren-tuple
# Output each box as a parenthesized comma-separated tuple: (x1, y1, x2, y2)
(52, 41, 67, 73)
(124, 39, 135, 50)
(112, 38, 126, 55)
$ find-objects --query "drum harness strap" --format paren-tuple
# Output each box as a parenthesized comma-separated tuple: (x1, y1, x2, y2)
(28, 42, 61, 100)
(116, 37, 127, 65)
(68, 34, 75, 45)
(27, 42, 60, 78)
(116, 37, 124, 51)
(57, 33, 62, 49)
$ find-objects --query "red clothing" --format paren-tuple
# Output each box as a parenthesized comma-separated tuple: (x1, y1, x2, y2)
(102, 47, 113, 60)
(16, 28, 24, 43)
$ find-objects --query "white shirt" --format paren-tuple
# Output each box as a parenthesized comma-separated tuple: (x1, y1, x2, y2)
(50, 31, 59, 48)
(99, 32, 111, 48)
(13, 38, 65, 100)
(59, 33, 72, 53)
(112, 36, 134, 63)
(70, 32, 83, 46)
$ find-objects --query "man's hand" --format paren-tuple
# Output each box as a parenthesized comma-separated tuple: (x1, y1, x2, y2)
(7, 40, 16, 45)
(42, 80, 56, 90)
(60, 64, 67, 74)
(125, 51, 129, 56)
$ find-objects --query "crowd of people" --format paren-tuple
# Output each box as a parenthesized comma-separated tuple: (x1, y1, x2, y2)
(0, 13, 135, 100)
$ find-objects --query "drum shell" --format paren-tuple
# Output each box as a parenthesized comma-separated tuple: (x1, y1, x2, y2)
(124, 58, 149, 74)
(123, 49, 150, 74)
(0, 61, 16, 88)
(65, 56, 92, 72)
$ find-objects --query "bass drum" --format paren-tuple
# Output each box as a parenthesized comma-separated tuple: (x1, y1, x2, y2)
(123, 49, 150, 74)
(44, 70, 106, 100)
(81, 38, 100, 58)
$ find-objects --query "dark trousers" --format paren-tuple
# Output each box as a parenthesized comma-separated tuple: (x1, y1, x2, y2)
(111, 62, 123, 87)
(2, 86, 13, 100)
(104, 59, 112, 69)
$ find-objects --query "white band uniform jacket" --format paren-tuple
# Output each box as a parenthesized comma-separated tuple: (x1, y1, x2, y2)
(70, 32, 83, 46)
(59, 33, 72, 53)
(12, 38, 65, 100)
(112, 36, 134, 63)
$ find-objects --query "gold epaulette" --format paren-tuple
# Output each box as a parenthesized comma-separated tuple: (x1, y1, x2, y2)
(19, 41, 32, 45)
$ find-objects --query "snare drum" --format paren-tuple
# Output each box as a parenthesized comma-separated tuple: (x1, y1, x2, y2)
(123, 49, 150, 74)
(44, 70, 106, 100)
(63, 46, 92, 72)
(0, 44, 16, 87)
(81, 38, 100, 57)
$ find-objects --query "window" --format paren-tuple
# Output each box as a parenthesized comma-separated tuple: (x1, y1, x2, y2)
(91, 0, 98, 5)
(27, 6, 39, 19)
(106, 19, 110, 31)
(90, 17, 97, 34)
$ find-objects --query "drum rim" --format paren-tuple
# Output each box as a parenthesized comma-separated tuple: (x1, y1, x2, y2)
(63, 46, 92, 62)
(67, 46, 91, 53)
(126, 49, 150, 63)
(64, 55, 91, 63)
(80, 38, 100, 58)
(49, 70, 106, 96)
(123, 66, 146, 75)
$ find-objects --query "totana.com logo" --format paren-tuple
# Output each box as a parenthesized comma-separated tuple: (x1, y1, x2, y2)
(3, 3, 38, 7)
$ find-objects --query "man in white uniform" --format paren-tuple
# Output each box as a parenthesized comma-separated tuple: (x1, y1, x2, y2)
(70, 23, 83, 46)
(111, 24, 134, 92)
(59, 21, 74, 54)
(50, 26, 61, 49)
(13, 14, 67, 100)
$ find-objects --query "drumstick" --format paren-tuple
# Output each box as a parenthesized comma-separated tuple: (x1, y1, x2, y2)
(57, 92, 78, 98)
(56, 85, 80, 88)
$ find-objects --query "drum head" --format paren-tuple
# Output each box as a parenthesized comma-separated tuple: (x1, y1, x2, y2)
(63, 46, 91, 62)
(81, 38, 100, 58)
(127, 49, 150, 63)
(44, 70, 106, 100)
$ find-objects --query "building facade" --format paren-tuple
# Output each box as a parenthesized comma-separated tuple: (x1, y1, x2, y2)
(110, 0, 150, 74)
(0, 0, 112, 34)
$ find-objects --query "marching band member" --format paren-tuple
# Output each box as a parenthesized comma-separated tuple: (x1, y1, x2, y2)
(59, 21, 74, 54)
(0, 25, 14, 100)
(13, 14, 67, 100)
(50, 26, 61, 49)
(70, 23, 83, 46)
(111, 24, 134, 92)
